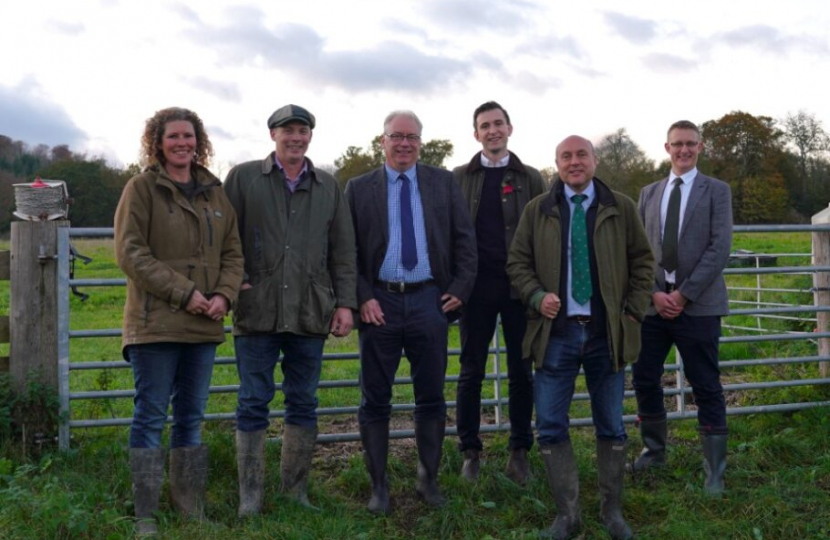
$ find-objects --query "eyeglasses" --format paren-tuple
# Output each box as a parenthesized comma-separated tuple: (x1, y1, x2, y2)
(668, 141, 700, 149)
(386, 133, 421, 143)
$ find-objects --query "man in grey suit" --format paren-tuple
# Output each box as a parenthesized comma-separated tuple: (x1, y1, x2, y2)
(631, 120, 732, 496)
(345, 110, 477, 514)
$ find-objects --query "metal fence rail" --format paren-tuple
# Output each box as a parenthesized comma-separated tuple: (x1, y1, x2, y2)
(55, 225, 830, 448)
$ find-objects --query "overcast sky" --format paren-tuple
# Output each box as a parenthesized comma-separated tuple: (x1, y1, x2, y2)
(2, 0, 829, 175)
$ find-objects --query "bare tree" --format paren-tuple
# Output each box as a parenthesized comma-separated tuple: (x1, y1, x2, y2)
(594, 128, 655, 199)
(783, 110, 830, 191)
(539, 166, 557, 187)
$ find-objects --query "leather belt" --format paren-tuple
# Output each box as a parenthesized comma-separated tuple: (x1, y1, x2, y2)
(567, 315, 592, 325)
(665, 282, 677, 293)
(376, 280, 433, 293)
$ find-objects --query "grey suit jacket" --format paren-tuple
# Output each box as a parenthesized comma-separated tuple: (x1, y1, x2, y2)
(345, 163, 478, 307)
(638, 172, 732, 317)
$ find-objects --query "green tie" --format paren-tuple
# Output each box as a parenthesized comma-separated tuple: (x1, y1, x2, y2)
(661, 178, 682, 273)
(571, 194, 592, 305)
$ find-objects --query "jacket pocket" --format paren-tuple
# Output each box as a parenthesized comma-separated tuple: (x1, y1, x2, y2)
(298, 278, 336, 336)
(233, 278, 277, 333)
(140, 292, 154, 328)
(621, 314, 642, 365)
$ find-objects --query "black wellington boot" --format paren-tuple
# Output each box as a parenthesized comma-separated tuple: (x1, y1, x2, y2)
(414, 418, 447, 508)
(360, 421, 391, 515)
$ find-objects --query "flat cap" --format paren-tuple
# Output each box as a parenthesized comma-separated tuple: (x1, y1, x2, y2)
(267, 104, 316, 129)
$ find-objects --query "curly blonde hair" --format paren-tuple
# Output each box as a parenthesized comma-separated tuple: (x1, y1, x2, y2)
(140, 107, 214, 168)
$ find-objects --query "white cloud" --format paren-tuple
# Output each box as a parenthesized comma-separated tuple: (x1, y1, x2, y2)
(1, 0, 829, 171)
(182, 76, 242, 102)
(642, 53, 699, 73)
(603, 11, 657, 45)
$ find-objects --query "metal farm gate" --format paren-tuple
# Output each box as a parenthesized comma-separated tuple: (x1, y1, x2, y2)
(47, 224, 830, 450)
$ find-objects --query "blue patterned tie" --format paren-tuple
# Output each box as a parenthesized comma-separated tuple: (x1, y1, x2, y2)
(571, 194, 592, 305)
(399, 174, 418, 270)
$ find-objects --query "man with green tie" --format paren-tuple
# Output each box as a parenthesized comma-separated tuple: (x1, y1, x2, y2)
(507, 135, 653, 540)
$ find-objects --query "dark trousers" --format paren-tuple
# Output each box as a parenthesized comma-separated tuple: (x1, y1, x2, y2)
(632, 313, 727, 432)
(358, 284, 449, 426)
(456, 277, 533, 451)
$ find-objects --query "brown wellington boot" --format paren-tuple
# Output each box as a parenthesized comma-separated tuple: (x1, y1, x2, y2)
(130, 447, 165, 538)
(539, 441, 581, 540)
(236, 429, 266, 518)
(169, 445, 209, 521)
(597, 439, 633, 540)
(278, 424, 319, 511)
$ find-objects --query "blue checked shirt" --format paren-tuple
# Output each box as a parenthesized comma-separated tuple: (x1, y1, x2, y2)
(379, 164, 433, 282)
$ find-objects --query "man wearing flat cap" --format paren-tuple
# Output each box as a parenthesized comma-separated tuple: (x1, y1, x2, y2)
(224, 104, 357, 516)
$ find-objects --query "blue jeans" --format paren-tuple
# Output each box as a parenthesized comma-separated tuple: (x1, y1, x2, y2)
(128, 342, 217, 449)
(235, 333, 325, 432)
(535, 321, 626, 446)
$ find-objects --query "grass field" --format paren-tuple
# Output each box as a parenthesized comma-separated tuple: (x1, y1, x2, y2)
(1, 234, 830, 539)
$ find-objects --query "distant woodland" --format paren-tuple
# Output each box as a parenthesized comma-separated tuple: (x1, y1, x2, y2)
(2, 109, 829, 233)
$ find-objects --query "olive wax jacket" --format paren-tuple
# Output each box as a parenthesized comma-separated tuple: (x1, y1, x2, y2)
(224, 154, 357, 337)
(507, 178, 654, 370)
(114, 165, 244, 353)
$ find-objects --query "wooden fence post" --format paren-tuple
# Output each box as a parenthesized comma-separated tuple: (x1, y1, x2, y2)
(9, 220, 69, 392)
(0, 249, 9, 374)
(811, 206, 830, 378)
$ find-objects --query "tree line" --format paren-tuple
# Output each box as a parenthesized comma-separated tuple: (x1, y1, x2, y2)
(592, 110, 830, 223)
(329, 109, 830, 224)
(2, 109, 828, 233)
(0, 135, 138, 232)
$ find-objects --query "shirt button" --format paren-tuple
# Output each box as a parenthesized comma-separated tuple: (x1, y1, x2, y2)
(284, 285, 288, 289)
(285, 245, 290, 250)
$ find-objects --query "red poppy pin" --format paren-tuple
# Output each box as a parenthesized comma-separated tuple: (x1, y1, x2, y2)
(502, 184, 514, 195)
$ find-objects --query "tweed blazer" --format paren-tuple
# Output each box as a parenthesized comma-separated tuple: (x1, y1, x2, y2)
(638, 172, 733, 317)
(345, 163, 478, 307)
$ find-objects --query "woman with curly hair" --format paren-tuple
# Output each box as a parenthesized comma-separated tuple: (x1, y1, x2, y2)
(114, 107, 243, 536)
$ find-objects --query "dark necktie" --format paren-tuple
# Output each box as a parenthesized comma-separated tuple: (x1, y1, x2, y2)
(571, 194, 592, 305)
(661, 178, 683, 273)
(399, 174, 418, 270)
